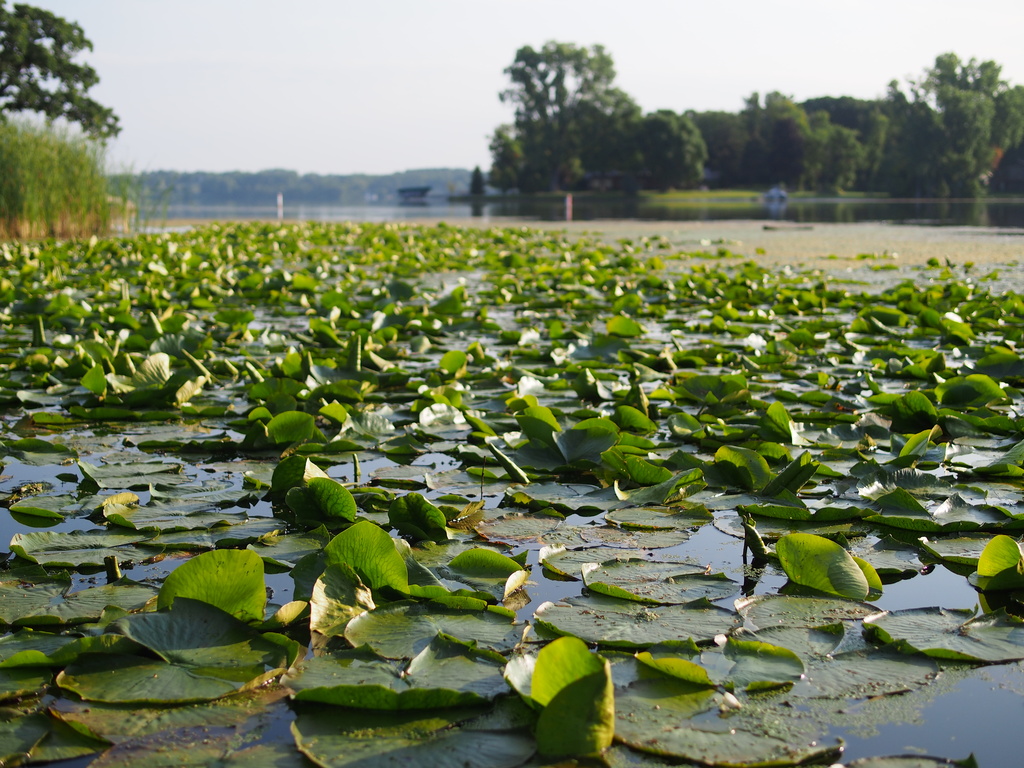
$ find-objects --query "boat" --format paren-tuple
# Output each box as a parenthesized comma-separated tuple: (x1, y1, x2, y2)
(397, 186, 431, 202)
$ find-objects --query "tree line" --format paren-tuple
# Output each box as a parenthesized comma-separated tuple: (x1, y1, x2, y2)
(121, 168, 472, 207)
(489, 42, 1024, 197)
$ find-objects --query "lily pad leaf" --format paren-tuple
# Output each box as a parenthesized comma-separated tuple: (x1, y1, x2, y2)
(388, 492, 449, 542)
(158, 549, 267, 622)
(287, 634, 507, 709)
(10, 529, 162, 569)
(776, 533, 881, 600)
(344, 600, 520, 659)
(0, 574, 157, 627)
(323, 519, 410, 595)
(936, 374, 1005, 407)
(58, 599, 298, 703)
(309, 563, 376, 636)
(292, 705, 535, 768)
(705, 446, 773, 492)
(531, 637, 614, 757)
(864, 607, 1024, 662)
(290, 476, 358, 523)
(736, 594, 879, 629)
(581, 559, 737, 605)
(535, 594, 739, 648)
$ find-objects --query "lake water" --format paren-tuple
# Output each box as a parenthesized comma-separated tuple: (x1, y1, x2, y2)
(159, 197, 1024, 227)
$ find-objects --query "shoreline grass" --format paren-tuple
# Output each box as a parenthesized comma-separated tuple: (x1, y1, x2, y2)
(0, 120, 110, 239)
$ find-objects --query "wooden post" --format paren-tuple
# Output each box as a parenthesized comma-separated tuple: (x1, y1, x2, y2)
(277, 192, 284, 221)
(565, 194, 573, 222)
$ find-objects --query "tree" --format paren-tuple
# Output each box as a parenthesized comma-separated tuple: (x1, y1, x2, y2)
(803, 111, 863, 192)
(638, 110, 707, 191)
(469, 166, 486, 196)
(884, 53, 1024, 196)
(0, 2, 119, 138)
(500, 41, 631, 191)
(488, 124, 522, 193)
(690, 110, 748, 188)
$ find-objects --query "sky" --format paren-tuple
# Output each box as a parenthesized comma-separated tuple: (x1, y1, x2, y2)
(25, 0, 1024, 176)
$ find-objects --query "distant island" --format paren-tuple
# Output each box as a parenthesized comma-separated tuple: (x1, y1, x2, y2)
(118, 168, 473, 207)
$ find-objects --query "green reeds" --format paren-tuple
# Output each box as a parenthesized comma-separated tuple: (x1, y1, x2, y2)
(0, 120, 111, 239)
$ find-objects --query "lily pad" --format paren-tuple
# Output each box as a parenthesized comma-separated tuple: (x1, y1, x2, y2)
(535, 594, 739, 648)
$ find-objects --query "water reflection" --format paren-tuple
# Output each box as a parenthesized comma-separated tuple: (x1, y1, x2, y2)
(161, 197, 1024, 228)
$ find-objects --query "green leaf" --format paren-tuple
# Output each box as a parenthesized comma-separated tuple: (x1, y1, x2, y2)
(57, 599, 297, 704)
(865, 607, 1024, 662)
(606, 315, 644, 337)
(309, 563, 376, 636)
(775, 533, 878, 600)
(271, 456, 330, 495)
(936, 374, 1005, 406)
(324, 520, 409, 594)
(292, 705, 534, 768)
(266, 411, 325, 445)
(535, 594, 739, 648)
(611, 405, 656, 434)
(759, 401, 802, 443)
(287, 635, 507, 710)
(157, 549, 267, 622)
(388, 492, 449, 542)
(706, 445, 773, 491)
(447, 548, 523, 578)
(344, 601, 520, 659)
(308, 476, 358, 521)
(486, 442, 530, 484)
(978, 535, 1024, 577)
(81, 364, 107, 396)
(634, 651, 715, 687)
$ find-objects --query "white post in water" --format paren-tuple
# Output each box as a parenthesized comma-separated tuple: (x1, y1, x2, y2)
(277, 192, 284, 221)
(565, 194, 573, 222)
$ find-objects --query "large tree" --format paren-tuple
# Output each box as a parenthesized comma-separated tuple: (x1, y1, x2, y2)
(884, 53, 1024, 196)
(638, 110, 706, 191)
(0, 2, 119, 138)
(689, 110, 747, 188)
(499, 41, 634, 192)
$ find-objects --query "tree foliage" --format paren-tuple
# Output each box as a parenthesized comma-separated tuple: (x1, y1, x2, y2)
(489, 46, 1024, 197)
(0, 1, 120, 138)
(492, 41, 705, 194)
(469, 166, 486, 196)
(638, 110, 706, 191)
(500, 41, 625, 191)
(882, 53, 1024, 196)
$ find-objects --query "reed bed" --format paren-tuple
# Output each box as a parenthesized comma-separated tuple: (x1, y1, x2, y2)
(0, 120, 111, 239)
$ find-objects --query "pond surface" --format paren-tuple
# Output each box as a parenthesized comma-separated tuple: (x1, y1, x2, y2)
(160, 197, 1024, 227)
(4, 221, 1024, 767)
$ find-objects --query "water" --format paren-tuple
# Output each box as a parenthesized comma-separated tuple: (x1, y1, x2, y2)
(159, 197, 1024, 228)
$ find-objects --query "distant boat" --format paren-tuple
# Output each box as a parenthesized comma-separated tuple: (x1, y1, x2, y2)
(397, 186, 431, 203)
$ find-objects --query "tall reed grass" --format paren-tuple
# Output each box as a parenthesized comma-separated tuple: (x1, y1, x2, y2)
(0, 120, 111, 239)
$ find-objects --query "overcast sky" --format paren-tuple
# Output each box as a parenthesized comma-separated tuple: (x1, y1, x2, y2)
(28, 0, 1024, 176)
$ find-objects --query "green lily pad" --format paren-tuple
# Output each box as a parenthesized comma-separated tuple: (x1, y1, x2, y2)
(344, 601, 521, 659)
(157, 549, 268, 622)
(776, 532, 882, 600)
(535, 594, 739, 648)
(736, 594, 879, 629)
(864, 607, 1024, 662)
(10, 529, 162, 568)
(287, 634, 507, 709)
(57, 599, 298, 703)
(581, 559, 737, 605)
(293, 705, 535, 768)
(0, 574, 156, 627)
